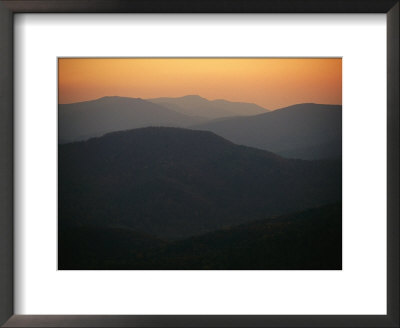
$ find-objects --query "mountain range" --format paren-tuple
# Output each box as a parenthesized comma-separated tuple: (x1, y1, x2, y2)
(147, 95, 269, 119)
(58, 96, 203, 143)
(58, 94, 342, 270)
(58, 95, 269, 144)
(58, 96, 341, 160)
(193, 103, 342, 159)
(59, 127, 341, 240)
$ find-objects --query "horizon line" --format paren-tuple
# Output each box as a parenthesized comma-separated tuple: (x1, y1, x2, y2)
(58, 94, 342, 110)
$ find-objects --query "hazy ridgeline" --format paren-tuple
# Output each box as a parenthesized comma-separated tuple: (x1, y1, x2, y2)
(58, 96, 341, 160)
(58, 96, 342, 270)
(148, 94, 269, 119)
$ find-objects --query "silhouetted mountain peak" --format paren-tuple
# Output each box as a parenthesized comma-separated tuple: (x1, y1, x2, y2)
(148, 95, 269, 118)
(181, 95, 205, 100)
(93, 96, 145, 104)
(97, 95, 122, 100)
(86, 126, 240, 156)
(192, 103, 342, 160)
(58, 97, 205, 143)
(276, 103, 342, 112)
(243, 103, 341, 120)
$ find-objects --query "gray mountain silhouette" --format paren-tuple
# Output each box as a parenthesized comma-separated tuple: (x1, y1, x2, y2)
(58, 96, 204, 143)
(148, 95, 269, 119)
(192, 103, 342, 160)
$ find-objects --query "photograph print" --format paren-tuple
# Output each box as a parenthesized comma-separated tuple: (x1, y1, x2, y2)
(58, 58, 342, 270)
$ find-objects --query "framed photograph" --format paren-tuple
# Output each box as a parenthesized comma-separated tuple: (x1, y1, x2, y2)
(0, 1, 398, 327)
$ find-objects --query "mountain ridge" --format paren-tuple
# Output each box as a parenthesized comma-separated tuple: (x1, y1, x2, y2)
(58, 96, 342, 160)
(192, 103, 342, 160)
(148, 95, 269, 118)
(58, 96, 204, 143)
(59, 127, 341, 240)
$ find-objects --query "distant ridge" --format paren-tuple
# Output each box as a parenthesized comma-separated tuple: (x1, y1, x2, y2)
(58, 96, 342, 160)
(58, 96, 204, 143)
(148, 95, 269, 119)
(192, 103, 342, 160)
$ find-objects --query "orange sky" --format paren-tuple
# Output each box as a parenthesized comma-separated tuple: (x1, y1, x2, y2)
(58, 58, 341, 110)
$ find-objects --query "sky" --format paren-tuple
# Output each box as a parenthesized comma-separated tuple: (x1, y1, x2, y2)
(58, 58, 341, 110)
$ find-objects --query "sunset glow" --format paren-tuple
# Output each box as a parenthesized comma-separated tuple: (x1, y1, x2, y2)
(58, 58, 342, 109)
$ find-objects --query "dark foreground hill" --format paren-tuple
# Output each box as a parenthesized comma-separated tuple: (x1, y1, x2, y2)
(59, 203, 342, 270)
(59, 96, 203, 143)
(59, 127, 341, 241)
(192, 103, 342, 160)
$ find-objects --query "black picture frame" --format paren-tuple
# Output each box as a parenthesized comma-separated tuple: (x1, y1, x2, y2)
(0, 1, 398, 327)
